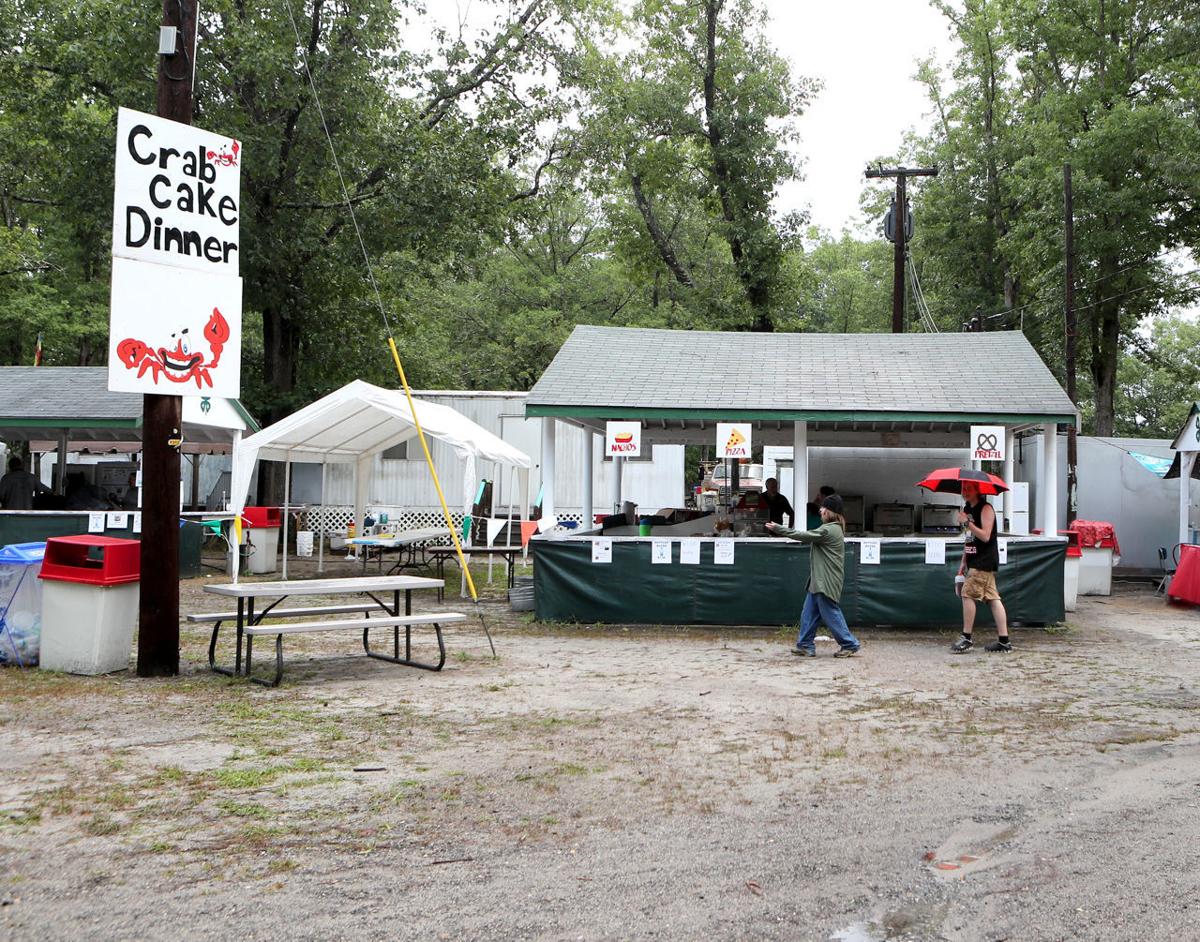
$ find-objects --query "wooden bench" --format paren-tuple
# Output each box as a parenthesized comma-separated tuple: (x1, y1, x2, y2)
(242, 613, 467, 687)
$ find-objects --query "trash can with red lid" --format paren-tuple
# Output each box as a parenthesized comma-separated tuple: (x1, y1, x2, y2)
(38, 535, 141, 675)
(242, 506, 281, 574)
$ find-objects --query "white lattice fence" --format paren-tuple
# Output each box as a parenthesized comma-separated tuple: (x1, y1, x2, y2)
(299, 506, 583, 534)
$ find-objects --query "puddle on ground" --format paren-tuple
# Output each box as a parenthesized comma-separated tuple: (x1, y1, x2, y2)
(831, 903, 949, 942)
(831, 924, 883, 942)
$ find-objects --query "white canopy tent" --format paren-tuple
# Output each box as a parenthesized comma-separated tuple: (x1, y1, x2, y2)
(229, 380, 532, 580)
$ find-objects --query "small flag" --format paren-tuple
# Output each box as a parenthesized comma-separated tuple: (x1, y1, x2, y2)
(33, 333, 43, 366)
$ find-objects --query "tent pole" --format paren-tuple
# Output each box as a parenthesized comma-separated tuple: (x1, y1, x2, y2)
(318, 460, 327, 574)
(281, 457, 291, 580)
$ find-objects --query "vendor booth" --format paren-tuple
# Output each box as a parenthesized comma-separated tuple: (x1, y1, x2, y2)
(228, 380, 532, 581)
(0, 366, 256, 577)
(525, 326, 1077, 627)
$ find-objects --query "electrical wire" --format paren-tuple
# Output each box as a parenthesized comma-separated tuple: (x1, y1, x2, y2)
(280, 0, 494, 656)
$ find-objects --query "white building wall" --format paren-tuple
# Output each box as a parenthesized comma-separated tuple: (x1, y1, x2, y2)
(283, 392, 684, 519)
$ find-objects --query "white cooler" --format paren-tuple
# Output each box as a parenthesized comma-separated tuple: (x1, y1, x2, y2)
(1063, 553, 1080, 612)
(1078, 547, 1113, 596)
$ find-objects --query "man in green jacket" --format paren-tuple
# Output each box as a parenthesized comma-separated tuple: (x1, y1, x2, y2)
(766, 494, 861, 658)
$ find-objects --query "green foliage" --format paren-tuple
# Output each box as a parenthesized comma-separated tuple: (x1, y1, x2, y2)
(1115, 316, 1200, 438)
(906, 0, 1200, 433)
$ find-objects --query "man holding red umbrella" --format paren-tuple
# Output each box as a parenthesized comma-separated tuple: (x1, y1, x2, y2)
(951, 480, 1011, 653)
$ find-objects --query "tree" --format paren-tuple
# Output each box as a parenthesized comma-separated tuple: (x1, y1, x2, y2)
(910, 0, 1200, 434)
(579, 0, 814, 330)
(1115, 315, 1200, 438)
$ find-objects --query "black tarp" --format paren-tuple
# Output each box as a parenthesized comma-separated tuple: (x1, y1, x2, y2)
(533, 538, 1065, 627)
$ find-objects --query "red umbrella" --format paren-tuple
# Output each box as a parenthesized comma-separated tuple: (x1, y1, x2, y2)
(916, 467, 1009, 496)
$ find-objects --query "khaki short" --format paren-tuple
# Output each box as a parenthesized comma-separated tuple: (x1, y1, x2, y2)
(962, 569, 1000, 601)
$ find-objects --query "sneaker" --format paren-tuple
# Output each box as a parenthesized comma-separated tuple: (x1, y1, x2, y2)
(833, 646, 860, 658)
(984, 639, 1013, 653)
(791, 646, 816, 657)
(950, 636, 974, 654)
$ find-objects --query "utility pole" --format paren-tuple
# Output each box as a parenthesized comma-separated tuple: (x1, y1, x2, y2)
(137, 0, 197, 677)
(865, 165, 938, 332)
(1064, 163, 1078, 526)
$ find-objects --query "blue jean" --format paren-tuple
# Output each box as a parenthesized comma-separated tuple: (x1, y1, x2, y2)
(796, 592, 860, 652)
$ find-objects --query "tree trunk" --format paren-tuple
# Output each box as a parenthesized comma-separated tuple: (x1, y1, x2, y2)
(259, 302, 299, 504)
(1088, 256, 1121, 436)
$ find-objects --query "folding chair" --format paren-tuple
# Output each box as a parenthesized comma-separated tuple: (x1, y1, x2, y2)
(1155, 544, 1181, 596)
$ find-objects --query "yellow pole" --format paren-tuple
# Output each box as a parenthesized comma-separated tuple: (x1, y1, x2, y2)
(387, 337, 480, 602)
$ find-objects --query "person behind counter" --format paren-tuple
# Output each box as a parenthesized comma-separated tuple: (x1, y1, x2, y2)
(767, 494, 861, 658)
(739, 477, 794, 526)
(807, 485, 837, 528)
(0, 457, 50, 510)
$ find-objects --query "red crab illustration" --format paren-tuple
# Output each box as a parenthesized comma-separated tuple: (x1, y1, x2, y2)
(206, 140, 240, 168)
(116, 307, 230, 389)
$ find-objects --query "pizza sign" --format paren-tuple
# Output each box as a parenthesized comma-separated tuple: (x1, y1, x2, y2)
(717, 423, 752, 459)
(605, 421, 642, 457)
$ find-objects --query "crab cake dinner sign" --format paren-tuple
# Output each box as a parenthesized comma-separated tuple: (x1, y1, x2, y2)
(108, 107, 242, 397)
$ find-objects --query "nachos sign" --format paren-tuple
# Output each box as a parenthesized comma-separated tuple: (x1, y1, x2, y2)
(605, 421, 642, 457)
(108, 108, 243, 398)
(970, 425, 1006, 461)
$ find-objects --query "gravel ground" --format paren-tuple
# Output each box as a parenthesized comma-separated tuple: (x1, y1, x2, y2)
(1, 560, 1198, 941)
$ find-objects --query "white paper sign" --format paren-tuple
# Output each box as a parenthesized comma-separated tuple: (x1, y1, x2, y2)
(106, 512, 129, 529)
(651, 539, 672, 564)
(860, 539, 881, 565)
(998, 538, 1009, 565)
(680, 539, 701, 565)
(591, 538, 612, 564)
(605, 421, 642, 458)
(924, 540, 946, 565)
(716, 422, 752, 459)
(132, 512, 142, 534)
(970, 425, 1006, 461)
(113, 108, 241, 275)
(88, 513, 106, 534)
(107, 256, 242, 397)
(713, 540, 735, 565)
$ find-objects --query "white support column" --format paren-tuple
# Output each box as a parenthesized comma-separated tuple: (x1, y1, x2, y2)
(318, 460, 327, 574)
(540, 418, 556, 520)
(1181, 452, 1196, 549)
(608, 454, 620, 512)
(581, 427, 594, 528)
(792, 421, 808, 528)
(281, 457, 291, 579)
(1041, 424, 1059, 535)
(1003, 428, 1016, 530)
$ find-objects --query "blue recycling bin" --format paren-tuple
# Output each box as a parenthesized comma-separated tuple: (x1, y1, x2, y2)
(0, 542, 47, 668)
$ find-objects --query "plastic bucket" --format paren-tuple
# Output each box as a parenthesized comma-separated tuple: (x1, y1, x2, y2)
(295, 531, 314, 557)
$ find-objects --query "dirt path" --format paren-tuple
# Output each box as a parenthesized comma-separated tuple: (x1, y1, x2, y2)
(2, 574, 1198, 941)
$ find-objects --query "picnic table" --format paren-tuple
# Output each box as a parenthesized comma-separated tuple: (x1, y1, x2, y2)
(427, 544, 524, 600)
(197, 575, 461, 686)
(347, 526, 451, 574)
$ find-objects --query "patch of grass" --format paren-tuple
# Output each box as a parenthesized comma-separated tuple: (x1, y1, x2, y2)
(820, 746, 848, 760)
(1, 808, 42, 828)
(214, 767, 280, 789)
(82, 815, 121, 836)
(216, 800, 274, 820)
(558, 762, 590, 776)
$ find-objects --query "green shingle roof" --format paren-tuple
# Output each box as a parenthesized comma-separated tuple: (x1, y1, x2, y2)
(526, 326, 1078, 424)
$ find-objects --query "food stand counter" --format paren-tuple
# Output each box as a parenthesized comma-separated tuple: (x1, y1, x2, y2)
(532, 534, 1065, 628)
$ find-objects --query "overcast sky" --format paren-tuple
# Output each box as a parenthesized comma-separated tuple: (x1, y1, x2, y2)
(763, 0, 956, 234)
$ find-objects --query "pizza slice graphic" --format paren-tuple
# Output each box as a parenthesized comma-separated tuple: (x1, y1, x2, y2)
(725, 428, 746, 450)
